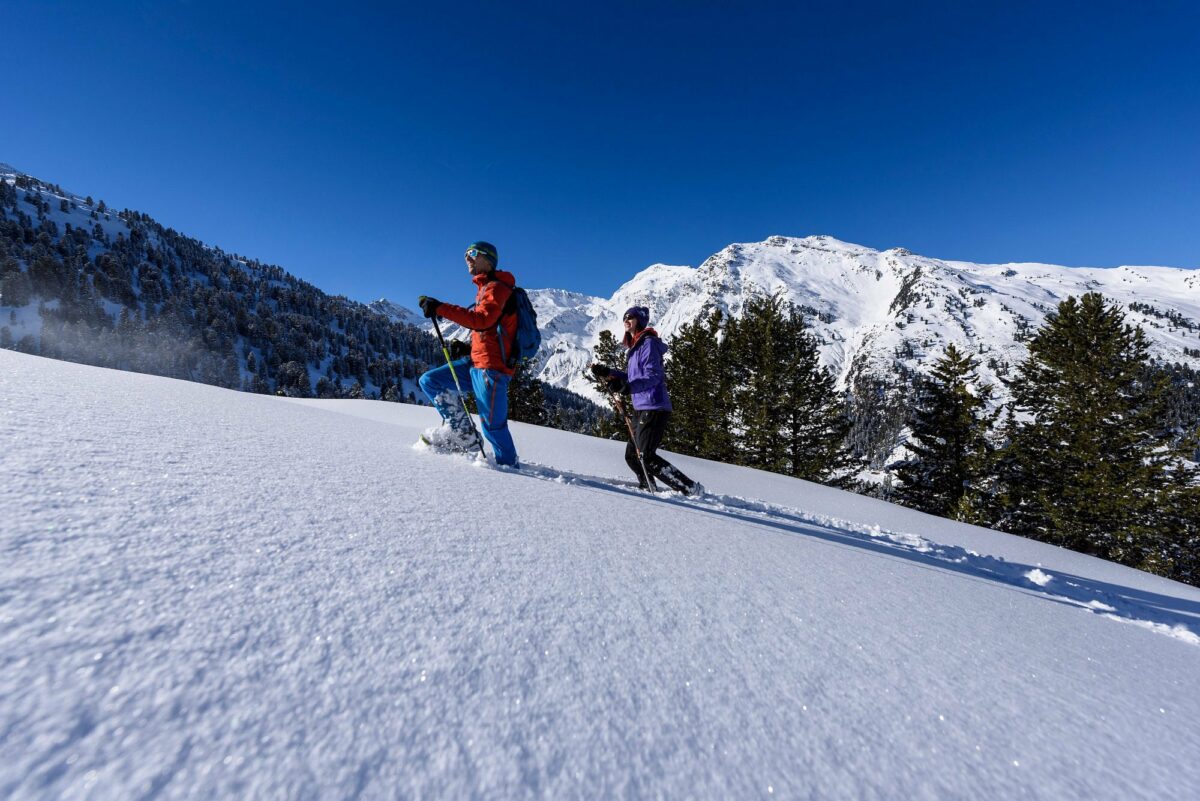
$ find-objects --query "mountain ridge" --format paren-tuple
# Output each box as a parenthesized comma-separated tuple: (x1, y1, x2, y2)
(379, 234, 1200, 404)
(6, 160, 1196, 431)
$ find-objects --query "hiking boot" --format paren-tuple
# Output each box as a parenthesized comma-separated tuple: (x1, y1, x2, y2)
(419, 423, 477, 452)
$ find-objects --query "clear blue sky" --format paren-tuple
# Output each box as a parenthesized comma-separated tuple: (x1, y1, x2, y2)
(3, 0, 1198, 306)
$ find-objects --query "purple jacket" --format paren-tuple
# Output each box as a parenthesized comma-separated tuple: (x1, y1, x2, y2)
(612, 329, 672, 411)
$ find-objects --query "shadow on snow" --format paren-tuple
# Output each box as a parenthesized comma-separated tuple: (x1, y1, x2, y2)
(501, 461, 1200, 645)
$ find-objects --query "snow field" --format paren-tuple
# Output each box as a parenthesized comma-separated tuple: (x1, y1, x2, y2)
(2, 349, 1199, 800)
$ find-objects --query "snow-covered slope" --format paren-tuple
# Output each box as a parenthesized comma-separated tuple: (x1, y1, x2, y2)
(387, 235, 1200, 403)
(366, 297, 427, 330)
(3, 348, 1199, 799)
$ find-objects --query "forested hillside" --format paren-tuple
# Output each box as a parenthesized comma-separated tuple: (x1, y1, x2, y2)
(0, 166, 600, 430)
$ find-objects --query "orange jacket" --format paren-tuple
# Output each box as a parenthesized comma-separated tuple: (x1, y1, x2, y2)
(437, 270, 519, 375)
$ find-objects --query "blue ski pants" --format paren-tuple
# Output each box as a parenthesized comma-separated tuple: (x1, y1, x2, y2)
(419, 357, 518, 466)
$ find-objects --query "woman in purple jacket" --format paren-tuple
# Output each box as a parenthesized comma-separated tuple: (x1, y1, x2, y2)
(590, 306, 702, 495)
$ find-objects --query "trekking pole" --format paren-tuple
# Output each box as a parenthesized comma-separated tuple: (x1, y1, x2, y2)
(608, 390, 658, 492)
(431, 317, 487, 458)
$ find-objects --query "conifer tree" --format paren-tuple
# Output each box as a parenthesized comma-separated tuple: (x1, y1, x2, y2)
(1, 268, 32, 307)
(992, 293, 1182, 568)
(663, 307, 735, 462)
(508, 362, 548, 424)
(589, 328, 627, 439)
(777, 303, 854, 483)
(894, 344, 996, 516)
(593, 327, 626, 372)
(725, 293, 790, 472)
(724, 293, 851, 479)
(1154, 451, 1200, 582)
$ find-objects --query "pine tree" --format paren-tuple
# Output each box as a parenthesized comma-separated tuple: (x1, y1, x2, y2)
(1154, 452, 1200, 582)
(894, 344, 996, 516)
(845, 372, 911, 472)
(663, 307, 735, 461)
(723, 293, 851, 479)
(593, 328, 626, 371)
(993, 293, 1181, 568)
(1, 268, 32, 307)
(777, 303, 854, 483)
(508, 362, 548, 424)
(725, 293, 790, 472)
(589, 328, 626, 439)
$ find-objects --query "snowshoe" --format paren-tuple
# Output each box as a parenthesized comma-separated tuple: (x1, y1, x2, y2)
(416, 423, 478, 453)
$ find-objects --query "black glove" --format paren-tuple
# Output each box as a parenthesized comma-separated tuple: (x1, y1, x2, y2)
(606, 374, 626, 391)
(448, 339, 471, 360)
(589, 363, 611, 379)
(418, 295, 441, 319)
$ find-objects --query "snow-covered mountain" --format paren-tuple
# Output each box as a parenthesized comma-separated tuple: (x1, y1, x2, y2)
(10, 157, 1194, 414)
(366, 297, 428, 330)
(384, 235, 1200, 403)
(3, 347, 1199, 799)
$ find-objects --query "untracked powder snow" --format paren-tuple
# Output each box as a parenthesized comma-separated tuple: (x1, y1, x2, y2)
(2, 349, 1199, 800)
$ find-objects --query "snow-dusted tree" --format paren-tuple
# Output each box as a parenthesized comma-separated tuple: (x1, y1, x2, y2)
(277, 360, 312, 398)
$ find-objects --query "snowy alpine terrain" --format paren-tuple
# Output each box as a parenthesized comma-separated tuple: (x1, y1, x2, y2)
(379, 235, 1200, 404)
(3, 348, 1199, 799)
(8, 162, 1196, 412)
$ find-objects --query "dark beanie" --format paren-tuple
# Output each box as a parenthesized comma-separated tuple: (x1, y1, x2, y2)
(623, 306, 650, 329)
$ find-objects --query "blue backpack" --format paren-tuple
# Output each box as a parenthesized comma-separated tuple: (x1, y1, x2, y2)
(499, 286, 542, 368)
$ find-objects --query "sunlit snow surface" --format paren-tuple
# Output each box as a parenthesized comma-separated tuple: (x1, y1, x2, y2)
(3, 350, 1199, 800)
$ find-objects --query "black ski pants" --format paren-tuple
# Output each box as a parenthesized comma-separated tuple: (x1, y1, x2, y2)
(625, 409, 698, 493)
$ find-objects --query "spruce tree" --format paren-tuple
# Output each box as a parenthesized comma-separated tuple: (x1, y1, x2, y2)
(663, 307, 735, 462)
(1155, 455, 1200, 582)
(994, 293, 1180, 568)
(508, 362, 548, 424)
(725, 293, 790, 472)
(1, 269, 32, 307)
(589, 328, 627, 439)
(777, 303, 854, 484)
(593, 328, 626, 372)
(894, 344, 996, 516)
(724, 293, 851, 479)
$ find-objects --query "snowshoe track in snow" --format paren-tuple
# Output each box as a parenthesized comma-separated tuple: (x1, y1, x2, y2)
(470, 458, 1200, 646)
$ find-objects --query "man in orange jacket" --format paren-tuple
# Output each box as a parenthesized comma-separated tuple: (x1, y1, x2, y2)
(417, 241, 519, 466)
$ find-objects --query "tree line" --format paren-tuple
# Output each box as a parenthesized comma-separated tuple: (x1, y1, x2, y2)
(0, 172, 601, 431)
(592, 292, 1199, 585)
(4, 172, 1197, 580)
